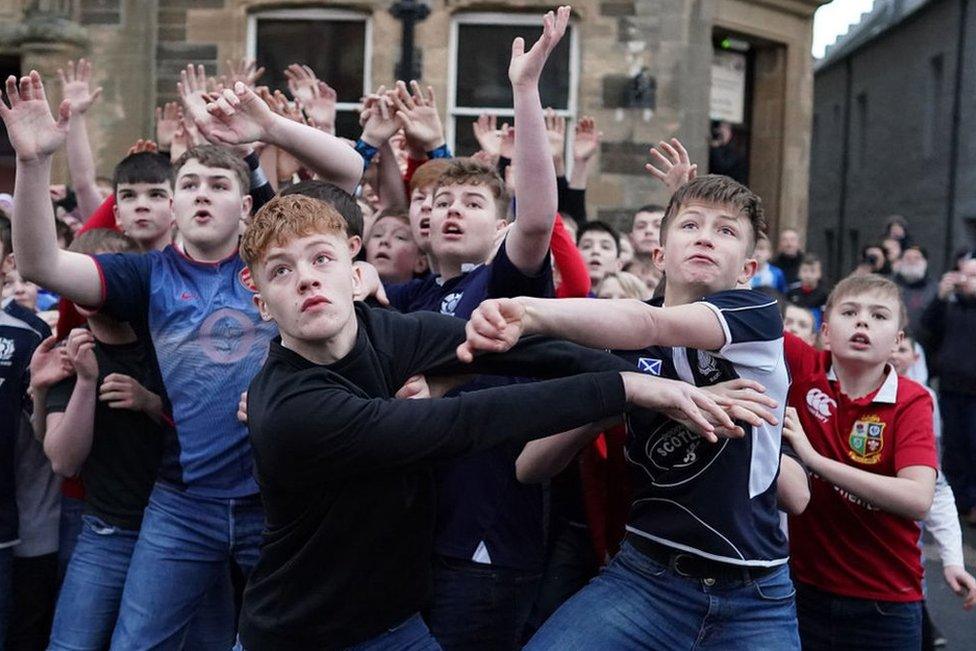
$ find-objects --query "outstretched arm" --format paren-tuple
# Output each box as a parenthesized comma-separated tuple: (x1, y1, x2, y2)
(43, 329, 98, 478)
(457, 296, 726, 361)
(59, 59, 103, 218)
(505, 6, 570, 274)
(1, 72, 102, 306)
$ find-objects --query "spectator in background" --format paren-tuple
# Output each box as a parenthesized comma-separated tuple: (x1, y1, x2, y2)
(623, 255, 661, 295)
(884, 214, 911, 248)
(922, 255, 976, 526)
(576, 222, 621, 290)
(784, 303, 817, 347)
(773, 227, 804, 288)
(882, 237, 902, 266)
(595, 271, 651, 301)
(627, 205, 664, 259)
(856, 244, 892, 277)
(788, 254, 829, 326)
(893, 245, 938, 342)
(750, 233, 787, 293)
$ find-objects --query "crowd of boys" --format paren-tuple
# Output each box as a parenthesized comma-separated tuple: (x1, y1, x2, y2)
(0, 5, 974, 650)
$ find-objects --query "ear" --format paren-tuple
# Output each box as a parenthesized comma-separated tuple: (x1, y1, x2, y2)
(893, 329, 905, 355)
(736, 255, 759, 286)
(350, 260, 365, 297)
(240, 194, 253, 219)
(1, 252, 14, 275)
(414, 253, 429, 275)
(112, 202, 120, 228)
(347, 235, 362, 258)
(652, 246, 666, 274)
(495, 219, 508, 233)
(252, 292, 273, 322)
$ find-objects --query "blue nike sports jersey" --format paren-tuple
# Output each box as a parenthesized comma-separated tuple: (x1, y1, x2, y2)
(0, 305, 43, 545)
(94, 247, 277, 498)
(614, 289, 790, 566)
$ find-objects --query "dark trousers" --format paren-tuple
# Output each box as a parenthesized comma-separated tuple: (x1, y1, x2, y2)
(797, 583, 921, 651)
(525, 522, 597, 637)
(425, 554, 541, 651)
(5, 553, 58, 651)
(940, 391, 976, 512)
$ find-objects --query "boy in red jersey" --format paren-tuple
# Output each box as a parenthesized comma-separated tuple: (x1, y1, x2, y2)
(781, 274, 938, 651)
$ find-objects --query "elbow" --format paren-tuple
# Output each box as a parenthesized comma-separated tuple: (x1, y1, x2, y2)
(48, 457, 79, 479)
(782, 487, 811, 516)
(515, 458, 548, 485)
(910, 496, 935, 522)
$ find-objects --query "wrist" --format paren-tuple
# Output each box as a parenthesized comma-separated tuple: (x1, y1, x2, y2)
(262, 113, 287, 147)
(76, 374, 97, 386)
(426, 143, 451, 159)
(518, 297, 539, 335)
(16, 154, 54, 168)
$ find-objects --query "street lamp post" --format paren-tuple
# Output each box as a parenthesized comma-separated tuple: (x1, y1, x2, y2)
(390, 0, 430, 81)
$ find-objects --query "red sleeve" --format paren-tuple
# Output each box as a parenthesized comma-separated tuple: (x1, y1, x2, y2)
(551, 213, 591, 298)
(784, 331, 822, 383)
(893, 388, 938, 471)
(78, 195, 118, 234)
(403, 156, 426, 197)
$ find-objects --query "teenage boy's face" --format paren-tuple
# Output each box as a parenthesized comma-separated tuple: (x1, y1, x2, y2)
(430, 183, 503, 264)
(114, 182, 174, 249)
(630, 210, 663, 255)
(784, 305, 816, 345)
(252, 232, 361, 346)
(2, 268, 38, 312)
(823, 291, 903, 366)
(889, 338, 918, 377)
(799, 262, 821, 287)
(408, 185, 435, 254)
(366, 216, 425, 284)
(173, 160, 251, 254)
(578, 231, 620, 284)
(654, 201, 757, 296)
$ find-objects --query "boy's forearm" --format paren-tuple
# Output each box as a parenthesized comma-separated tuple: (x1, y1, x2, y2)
(507, 85, 557, 271)
(12, 158, 103, 306)
(265, 115, 362, 194)
(808, 454, 935, 520)
(516, 418, 618, 484)
(43, 378, 97, 477)
(517, 297, 725, 352)
(65, 115, 102, 218)
(30, 386, 48, 441)
(568, 156, 591, 190)
(776, 455, 810, 515)
(375, 141, 408, 212)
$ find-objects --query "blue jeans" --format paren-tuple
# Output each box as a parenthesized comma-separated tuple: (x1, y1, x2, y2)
(57, 495, 85, 582)
(0, 545, 12, 643)
(426, 554, 541, 650)
(796, 583, 921, 651)
(50, 514, 235, 650)
(347, 614, 442, 651)
(526, 540, 800, 650)
(110, 484, 263, 649)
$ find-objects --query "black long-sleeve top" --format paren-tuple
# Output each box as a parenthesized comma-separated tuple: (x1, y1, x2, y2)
(239, 303, 629, 650)
(921, 294, 976, 392)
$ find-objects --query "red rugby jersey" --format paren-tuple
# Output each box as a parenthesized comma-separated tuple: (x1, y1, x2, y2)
(784, 333, 937, 602)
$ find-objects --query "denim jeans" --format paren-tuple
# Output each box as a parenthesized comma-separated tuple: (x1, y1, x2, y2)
(525, 522, 596, 637)
(796, 583, 922, 651)
(347, 614, 442, 651)
(525, 540, 800, 650)
(426, 554, 542, 651)
(0, 545, 11, 643)
(110, 484, 263, 649)
(57, 495, 85, 583)
(49, 514, 235, 650)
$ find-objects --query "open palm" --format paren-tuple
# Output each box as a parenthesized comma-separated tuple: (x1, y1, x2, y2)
(0, 72, 70, 162)
(509, 6, 570, 87)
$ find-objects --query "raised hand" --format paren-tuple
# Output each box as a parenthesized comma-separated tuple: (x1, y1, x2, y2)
(178, 64, 219, 141)
(456, 298, 527, 363)
(204, 82, 276, 145)
(390, 80, 445, 153)
(509, 6, 570, 88)
(0, 71, 71, 163)
(57, 59, 102, 116)
(127, 139, 158, 156)
(645, 138, 698, 195)
(224, 58, 265, 89)
(472, 113, 501, 158)
(544, 107, 566, 161)
(29, 336, 73, 391)
(359, 89, 401, 147)
(154, 101, 181, 151)
(303, 80, 338, 134)
(284, 64, 319, 104)
(572, 115, 601, 161)
(499, 122, 515, 160)
(65, 327, 98, 381)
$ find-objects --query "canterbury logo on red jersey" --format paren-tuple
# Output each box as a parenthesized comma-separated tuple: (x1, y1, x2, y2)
(805, 388, 836, 422)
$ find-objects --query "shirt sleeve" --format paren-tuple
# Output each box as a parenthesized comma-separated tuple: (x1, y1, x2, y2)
(893, 389, 938, 472)
(44, 376, 76, 415)
(260, 371, 627, 483)
(90, 252, 153, 324)
(783, 331, 822, 382)
(383, 278, 424, 313)
(922, 471, 965, 567)
(486, 237, 555, 300)
(551, 214, 591, 299)
(699, 289, 784, 371)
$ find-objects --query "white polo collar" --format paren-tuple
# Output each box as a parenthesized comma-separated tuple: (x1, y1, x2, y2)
(826, 363, 899, 404)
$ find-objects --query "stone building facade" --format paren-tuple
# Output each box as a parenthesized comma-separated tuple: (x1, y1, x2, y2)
(0, 0, 825, 237)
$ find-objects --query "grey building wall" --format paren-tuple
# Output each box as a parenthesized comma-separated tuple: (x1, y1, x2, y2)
(809, 0, 970, 278)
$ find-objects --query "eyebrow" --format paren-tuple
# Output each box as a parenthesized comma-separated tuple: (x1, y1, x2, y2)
(837, 301, 894, 311)
(178, 173, 233, 182)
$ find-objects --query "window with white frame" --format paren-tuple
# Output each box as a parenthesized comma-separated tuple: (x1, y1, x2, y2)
(448, 13, 579, 156)
(247, 9, 372, 139)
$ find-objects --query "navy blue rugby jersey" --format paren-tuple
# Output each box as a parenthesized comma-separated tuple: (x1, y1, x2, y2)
(613, 289, 790, 566)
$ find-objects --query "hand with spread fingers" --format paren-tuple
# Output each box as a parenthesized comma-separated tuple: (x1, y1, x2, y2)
(645, 138, 698, 195)
(58, 59, 102, 116)
(0, 71, 71, 163)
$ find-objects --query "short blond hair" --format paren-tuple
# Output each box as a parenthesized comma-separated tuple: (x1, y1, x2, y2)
(240, 195, 348, 268)
(597, 271, 652, 301)
(825, 273, 908, 328)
